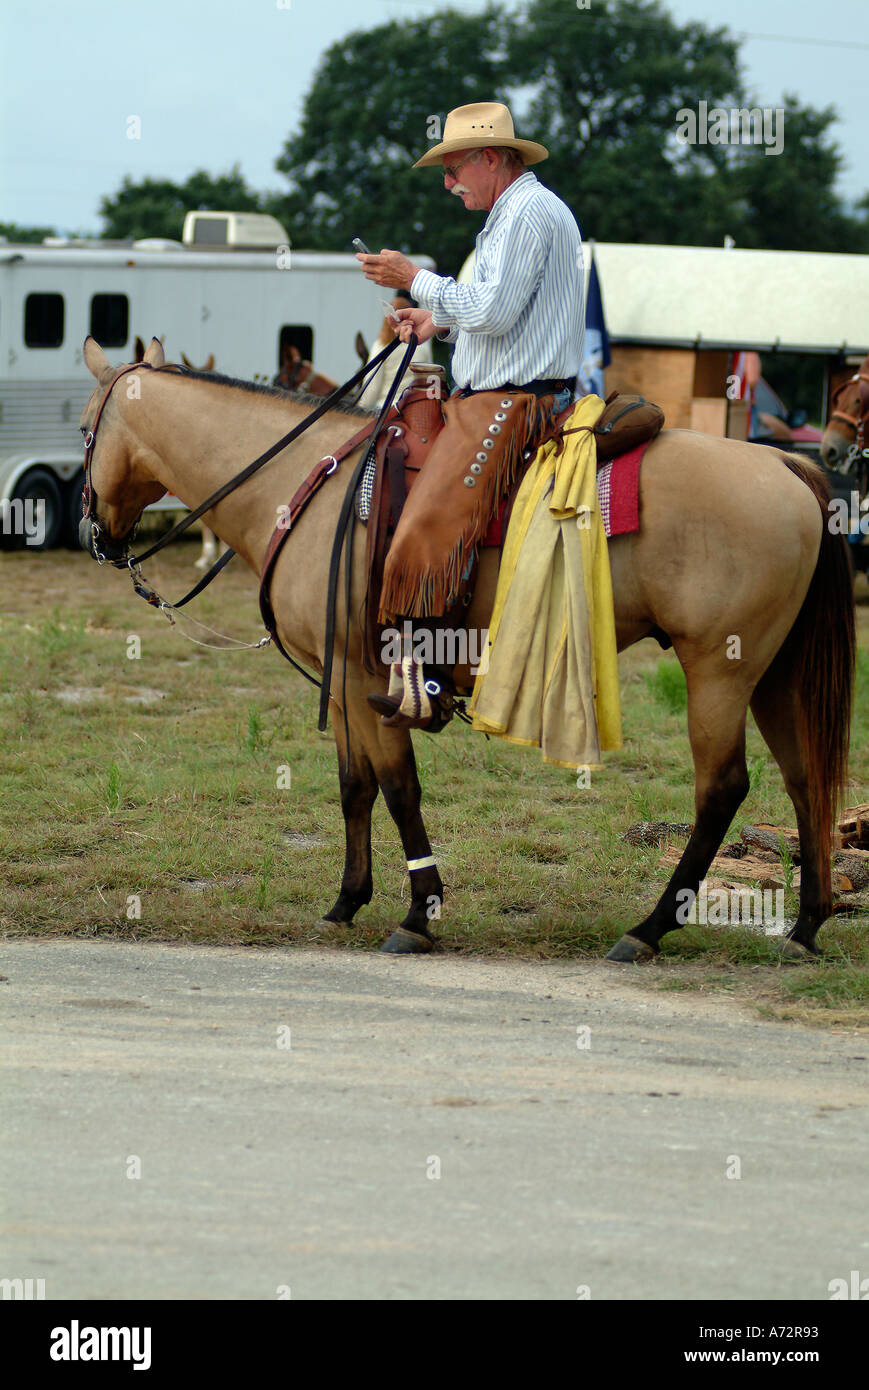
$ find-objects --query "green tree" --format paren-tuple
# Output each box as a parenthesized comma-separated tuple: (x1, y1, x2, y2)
(729, 98, 869, 253)
(99, 165, 265, 241)
(515, 0, 867, 251)
(0, 221, 57, 243)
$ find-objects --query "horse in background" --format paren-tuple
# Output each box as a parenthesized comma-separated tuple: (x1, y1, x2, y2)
(273, 344, 337, 397)
(821, 352, 869, 477)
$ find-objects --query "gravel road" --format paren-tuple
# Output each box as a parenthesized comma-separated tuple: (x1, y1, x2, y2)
(2, 939, 867, 1300)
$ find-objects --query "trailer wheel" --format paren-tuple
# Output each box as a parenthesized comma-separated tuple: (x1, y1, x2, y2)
(62, 473, 86, 549)
(0, 468, 63, 551)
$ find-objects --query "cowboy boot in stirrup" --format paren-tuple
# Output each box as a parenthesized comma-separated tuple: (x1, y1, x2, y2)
(367, 656, 457, 732)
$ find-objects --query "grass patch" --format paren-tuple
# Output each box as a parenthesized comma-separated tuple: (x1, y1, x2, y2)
(644, 657, 687, 713)
(0, 544, 867, 1028)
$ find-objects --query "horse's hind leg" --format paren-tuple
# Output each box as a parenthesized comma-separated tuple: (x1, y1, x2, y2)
(750, 654, 829, 960)
(608, 665, 750, 963)
(321, 714, 379, 926)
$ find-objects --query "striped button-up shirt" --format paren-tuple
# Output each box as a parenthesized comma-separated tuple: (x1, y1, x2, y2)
(410, 172, 584, 391)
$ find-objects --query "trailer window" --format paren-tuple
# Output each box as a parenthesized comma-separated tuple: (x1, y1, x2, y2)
(90, 294, 129, 349)
(24, 293, 64, 348)
(278, 325, 314, 366)
(190, 216, 229, 245)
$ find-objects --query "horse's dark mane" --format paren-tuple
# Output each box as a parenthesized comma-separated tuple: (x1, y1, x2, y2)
(175, 366, 376, 418)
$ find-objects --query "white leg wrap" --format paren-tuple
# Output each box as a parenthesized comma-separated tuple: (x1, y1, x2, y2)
(407, 855, 437, 871)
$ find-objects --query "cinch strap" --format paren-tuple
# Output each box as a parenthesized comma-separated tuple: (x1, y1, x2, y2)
(407, 855, 437, 871)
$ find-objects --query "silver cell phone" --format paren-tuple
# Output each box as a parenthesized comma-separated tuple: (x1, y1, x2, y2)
(352, 238, 370, 254)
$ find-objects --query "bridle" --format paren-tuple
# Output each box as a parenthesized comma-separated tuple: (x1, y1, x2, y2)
(828, 369, 869, 469)
(81, 361, 186, 560)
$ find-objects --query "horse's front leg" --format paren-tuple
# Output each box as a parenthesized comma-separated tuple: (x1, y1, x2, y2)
(321, 713, 379, 926)
(195, 525, 218, 571)
(370, 723, 444, 955)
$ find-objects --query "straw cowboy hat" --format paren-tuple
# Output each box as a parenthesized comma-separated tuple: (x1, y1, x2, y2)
(413, 102, 548, 169)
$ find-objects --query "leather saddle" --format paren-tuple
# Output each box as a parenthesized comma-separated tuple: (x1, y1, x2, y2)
(358, 380, 665, 671)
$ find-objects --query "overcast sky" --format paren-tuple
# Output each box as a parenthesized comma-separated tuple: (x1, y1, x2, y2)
(2, 0, 865, 235)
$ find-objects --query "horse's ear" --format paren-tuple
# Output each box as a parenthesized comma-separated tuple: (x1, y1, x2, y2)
(143, 337, 165, 368)
(180, 351, 192, 369)
(355, 332, 368, 363)
(84, 336, 112, 381)
(134, 336, 146, 362)
(204, 353, 215, 372)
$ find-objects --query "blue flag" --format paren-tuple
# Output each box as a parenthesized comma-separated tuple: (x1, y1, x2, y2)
(577, 250, 611, 398)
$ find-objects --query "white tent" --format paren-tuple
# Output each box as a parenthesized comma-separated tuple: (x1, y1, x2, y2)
(459, 242, 869, 356)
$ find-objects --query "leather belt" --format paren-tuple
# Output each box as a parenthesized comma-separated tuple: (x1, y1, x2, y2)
(456, 378, 574, 398)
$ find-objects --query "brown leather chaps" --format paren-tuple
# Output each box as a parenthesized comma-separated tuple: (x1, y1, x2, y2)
(378, 388, 558, 623)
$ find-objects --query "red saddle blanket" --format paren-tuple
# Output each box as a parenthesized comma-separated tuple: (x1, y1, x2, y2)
(482, 437, 652, 547)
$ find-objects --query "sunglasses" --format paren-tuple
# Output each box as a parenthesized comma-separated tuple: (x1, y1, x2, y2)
(443, 152, 483, 181)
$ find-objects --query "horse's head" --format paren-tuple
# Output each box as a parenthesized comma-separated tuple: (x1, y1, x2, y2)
(78, 336, 169, 561)
(821, 353, 869, 470)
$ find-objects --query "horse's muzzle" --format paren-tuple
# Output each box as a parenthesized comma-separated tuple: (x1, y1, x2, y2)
(79, 515, 128, 565)
(820, 436, 849, 471)
(78, 515, 96, 554)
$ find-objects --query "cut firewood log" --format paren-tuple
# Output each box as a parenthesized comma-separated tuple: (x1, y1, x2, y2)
(833, 854, 869, 892)
(658, 847, 794, 887)
(622, 822, 693, 846)
(740, 824, 800, 859)
(658, 847, 854, 894)
(838, 805, 869, 849)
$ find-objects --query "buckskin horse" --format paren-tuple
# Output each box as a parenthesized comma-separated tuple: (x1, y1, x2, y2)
(78, 336, 854, 962)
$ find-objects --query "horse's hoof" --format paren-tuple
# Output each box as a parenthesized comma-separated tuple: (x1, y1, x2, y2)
(779, 938, 820, 964)
(606, 933, 657, 964)
(380, 926, 434, 955)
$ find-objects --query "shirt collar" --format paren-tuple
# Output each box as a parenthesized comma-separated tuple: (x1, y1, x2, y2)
(484, 170, 537, 230)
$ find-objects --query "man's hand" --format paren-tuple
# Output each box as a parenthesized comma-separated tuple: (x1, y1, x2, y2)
(394, 308, 439, 344)
(356, 248, 420, 291)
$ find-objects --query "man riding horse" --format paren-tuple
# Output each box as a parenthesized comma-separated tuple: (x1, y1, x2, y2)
(356, 101, 583, 731)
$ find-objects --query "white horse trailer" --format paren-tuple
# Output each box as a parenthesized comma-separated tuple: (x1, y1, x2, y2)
(0, 222, 429, 549)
